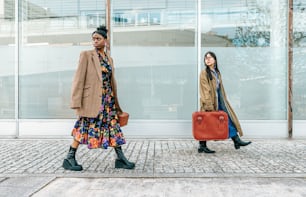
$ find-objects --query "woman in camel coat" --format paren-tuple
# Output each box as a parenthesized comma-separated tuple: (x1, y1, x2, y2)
(198, 51, 251, 153)
(62, 26, 135, 171)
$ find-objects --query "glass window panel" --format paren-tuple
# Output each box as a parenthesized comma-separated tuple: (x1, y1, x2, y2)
(112, 0, 198, 120)
(293, 0, 306, 120)
(0, 0, 15, 119)
(201, 0, 288, 120)
(19, 0, 106, 118)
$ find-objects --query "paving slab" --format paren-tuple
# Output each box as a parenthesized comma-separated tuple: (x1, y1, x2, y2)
(32, 177, 306, 197)
(0, 177, 55, 197)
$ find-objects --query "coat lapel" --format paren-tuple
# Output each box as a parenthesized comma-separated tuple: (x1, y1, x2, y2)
(91, 50, 102, 82)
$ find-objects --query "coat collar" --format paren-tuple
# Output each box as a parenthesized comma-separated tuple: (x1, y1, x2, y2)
(90, 49, 102, 82)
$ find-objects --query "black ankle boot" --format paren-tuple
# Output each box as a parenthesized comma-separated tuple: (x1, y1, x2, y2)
(231, 135, 252, 149)
(114, 146, 135, 169)
(62, 146, 83, 171)
(198, 141, 215, 153)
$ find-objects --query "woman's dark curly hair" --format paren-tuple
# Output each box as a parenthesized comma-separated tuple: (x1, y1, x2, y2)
(92, 25, 108, 39)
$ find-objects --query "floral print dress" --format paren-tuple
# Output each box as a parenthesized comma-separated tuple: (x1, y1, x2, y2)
(71, 52, 126, 149)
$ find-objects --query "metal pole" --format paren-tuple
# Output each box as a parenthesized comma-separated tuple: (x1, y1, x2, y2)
(288, 0, 293, 138)
(197, 0, 201, 110)
(14, 0, 20, 138)
(106, 0, 111, 51)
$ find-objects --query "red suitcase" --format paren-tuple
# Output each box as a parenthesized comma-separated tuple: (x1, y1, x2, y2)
(192, 111, 229, 140)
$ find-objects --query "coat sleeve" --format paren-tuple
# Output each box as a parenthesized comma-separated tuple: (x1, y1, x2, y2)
(199, 70, 214, 111)
(70, 51, 88, 109)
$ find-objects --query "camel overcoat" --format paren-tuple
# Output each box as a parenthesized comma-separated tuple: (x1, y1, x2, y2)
(199, 69, 243, 136)
(70, 49, 122, 118)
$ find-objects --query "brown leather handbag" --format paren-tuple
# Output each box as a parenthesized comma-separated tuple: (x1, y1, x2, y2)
(192, 111, 229, 140)
(118, 112, 129, 127)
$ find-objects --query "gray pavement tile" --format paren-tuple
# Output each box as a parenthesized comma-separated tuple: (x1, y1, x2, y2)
(0, 177, 55, 197)
(32, 177, 306, 197)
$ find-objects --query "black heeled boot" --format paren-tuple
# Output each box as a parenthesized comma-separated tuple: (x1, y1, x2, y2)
(231, 135, 252, 149)
(198, 141, 215, 153)
(62, 146, 83, 171)
(114, 146, 135, 169)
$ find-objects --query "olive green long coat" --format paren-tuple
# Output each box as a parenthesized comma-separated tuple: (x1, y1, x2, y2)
(199, 69, 243, 136)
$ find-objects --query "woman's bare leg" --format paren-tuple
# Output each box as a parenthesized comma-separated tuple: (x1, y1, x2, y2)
(71, 139, 80, 149)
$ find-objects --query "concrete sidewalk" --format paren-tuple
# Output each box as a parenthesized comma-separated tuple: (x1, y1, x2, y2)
(0, 138, 305, 196)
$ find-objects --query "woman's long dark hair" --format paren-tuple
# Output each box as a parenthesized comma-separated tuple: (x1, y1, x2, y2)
(204, 51, 220, 80)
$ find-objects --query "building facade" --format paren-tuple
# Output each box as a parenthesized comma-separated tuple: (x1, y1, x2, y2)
(0, 0, 305, 138)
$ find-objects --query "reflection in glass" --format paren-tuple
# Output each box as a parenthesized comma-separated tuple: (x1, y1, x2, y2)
(1, 0, 301, 122)
(201, 0, 288, 120)
(0, 0, 15, 119)
(113, 0, 198, 120)
(293, 0, 306, 120)
(18, 0, 106, 118)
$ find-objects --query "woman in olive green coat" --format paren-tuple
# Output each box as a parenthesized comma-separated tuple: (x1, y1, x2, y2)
(198, 51, 251, 153)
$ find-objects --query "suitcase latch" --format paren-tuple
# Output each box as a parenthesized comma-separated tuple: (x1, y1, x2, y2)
(197, 116, 202, 123)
